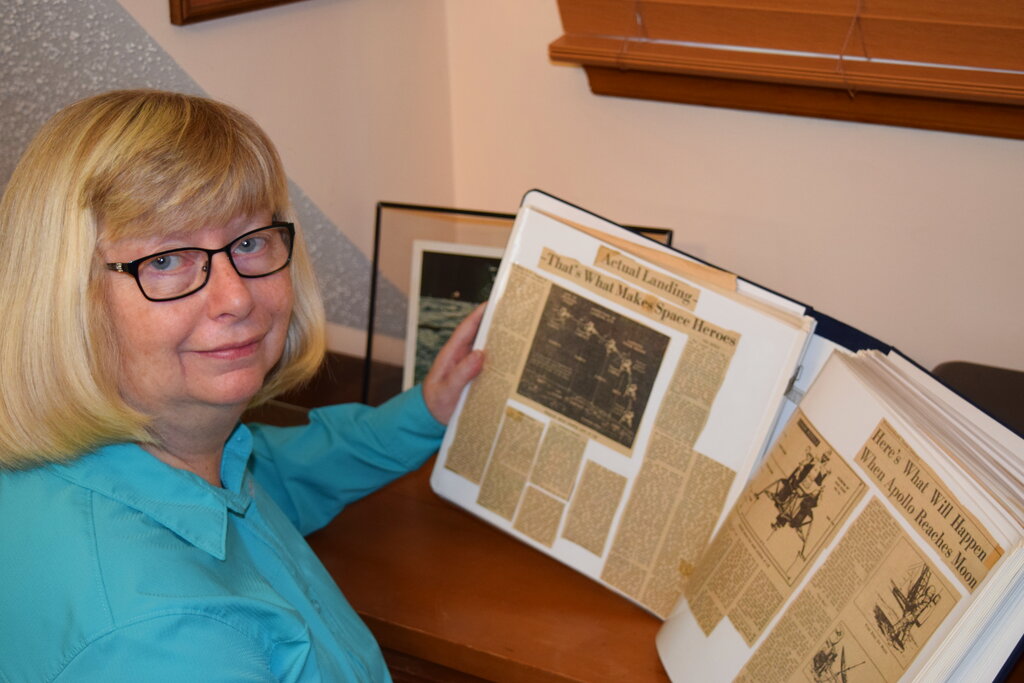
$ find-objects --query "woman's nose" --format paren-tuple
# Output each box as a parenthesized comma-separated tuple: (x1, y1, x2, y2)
(203, 252, 255, 319)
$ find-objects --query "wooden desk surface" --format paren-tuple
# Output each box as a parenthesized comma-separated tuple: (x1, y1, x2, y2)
(307, 459, 670, 682)
(256, 352, 1024, 682)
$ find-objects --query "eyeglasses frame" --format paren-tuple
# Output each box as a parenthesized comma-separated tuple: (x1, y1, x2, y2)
(105, 221, 296, 302)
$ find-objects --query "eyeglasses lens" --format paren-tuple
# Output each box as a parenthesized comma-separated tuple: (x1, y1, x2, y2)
(137, 226, 292, 301)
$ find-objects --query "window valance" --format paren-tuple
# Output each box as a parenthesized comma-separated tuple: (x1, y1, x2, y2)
(550, 0, 1024, 138)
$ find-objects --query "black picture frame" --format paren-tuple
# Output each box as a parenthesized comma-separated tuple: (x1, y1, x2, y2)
(362, 201, 673, 406)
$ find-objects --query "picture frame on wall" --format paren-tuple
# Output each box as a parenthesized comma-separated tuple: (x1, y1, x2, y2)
(170, 0, 312, 25)
(363, 201, 673, 406)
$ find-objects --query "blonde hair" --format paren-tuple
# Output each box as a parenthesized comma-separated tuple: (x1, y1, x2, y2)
(0, 90, 325, 468)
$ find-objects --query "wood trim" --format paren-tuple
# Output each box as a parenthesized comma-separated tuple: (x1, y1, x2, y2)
(581, 65, 1024, 139)
(552, 0, 1024, 138)
(169, 0, 311, 26)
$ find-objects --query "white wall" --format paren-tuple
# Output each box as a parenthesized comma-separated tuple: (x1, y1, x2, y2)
(118, 0, 455, 355)
(445, 2, 1024, 372)
(117, 0, 1023, 371)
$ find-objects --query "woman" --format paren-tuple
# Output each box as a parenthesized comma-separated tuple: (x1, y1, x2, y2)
(0, 90, 483, 681)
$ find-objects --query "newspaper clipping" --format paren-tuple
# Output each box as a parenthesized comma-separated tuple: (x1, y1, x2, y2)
(736, 498, 960, 682)
(682, 409, 998, 682)
(444, 240, 743, 615)
(685, 411, 868, 644)
(854, 419, 1003, 593)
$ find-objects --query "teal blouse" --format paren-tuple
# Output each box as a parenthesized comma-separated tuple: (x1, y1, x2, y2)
(0, 387, 444, 682)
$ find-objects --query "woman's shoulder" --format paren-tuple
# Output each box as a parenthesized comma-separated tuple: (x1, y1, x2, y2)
(0, 465, 98, 565)
(0, 464, 312, 682)
(0, 465, 114, 681)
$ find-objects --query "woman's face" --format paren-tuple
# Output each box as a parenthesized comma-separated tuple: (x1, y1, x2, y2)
(100, 213, 294, 418)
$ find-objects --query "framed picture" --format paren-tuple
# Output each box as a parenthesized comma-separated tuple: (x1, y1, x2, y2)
(363, 201, 672, 405)
(170, 0, 312, 25)
(404, 241, 504, 391)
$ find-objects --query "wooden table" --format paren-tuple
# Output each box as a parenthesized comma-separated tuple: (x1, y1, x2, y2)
(306, 459, 670, 682)
(246, 354, 668, 681)
(253, 353, 1024, 681)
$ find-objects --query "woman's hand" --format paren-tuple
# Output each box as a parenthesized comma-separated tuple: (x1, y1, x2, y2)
(422, 303, 486, 424)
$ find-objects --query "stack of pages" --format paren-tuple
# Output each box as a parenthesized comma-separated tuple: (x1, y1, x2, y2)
(430, 191, 1024, 682)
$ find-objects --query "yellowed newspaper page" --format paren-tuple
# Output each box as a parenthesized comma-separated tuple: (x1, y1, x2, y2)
(737, 499, 960, 682)
(656, 352, 1019, 682)
(684, 410, 869, 645)
(433, 200, 813, 617)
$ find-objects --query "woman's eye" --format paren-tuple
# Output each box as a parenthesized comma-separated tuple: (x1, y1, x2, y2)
(149, 253, 185, 272)
(143, 250, 200, 275)
(234, 235, 268, 255)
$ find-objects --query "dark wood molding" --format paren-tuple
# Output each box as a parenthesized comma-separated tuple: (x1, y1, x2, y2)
(551, 0, 1024, 139)
(580, 65, 1024, 140)
(170, 0, 312, 26)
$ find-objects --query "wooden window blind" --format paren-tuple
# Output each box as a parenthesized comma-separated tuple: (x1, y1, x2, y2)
(549, 0, 1024, 138)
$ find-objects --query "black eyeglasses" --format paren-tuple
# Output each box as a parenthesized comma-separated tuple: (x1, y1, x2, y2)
(105, 222, 295, 302)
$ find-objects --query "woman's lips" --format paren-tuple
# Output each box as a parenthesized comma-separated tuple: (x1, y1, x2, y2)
(195, 337, 262, 360)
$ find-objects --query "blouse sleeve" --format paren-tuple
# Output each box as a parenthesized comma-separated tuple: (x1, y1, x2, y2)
(246, 385, 446, 535)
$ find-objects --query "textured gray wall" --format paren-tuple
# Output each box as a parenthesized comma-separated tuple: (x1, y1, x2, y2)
(0, 0, 404, 338)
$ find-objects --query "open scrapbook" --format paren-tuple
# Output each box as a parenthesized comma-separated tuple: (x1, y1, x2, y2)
(429, 191, 1024, 682)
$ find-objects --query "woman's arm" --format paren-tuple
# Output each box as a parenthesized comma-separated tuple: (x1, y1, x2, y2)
(248, 304, 485, 534)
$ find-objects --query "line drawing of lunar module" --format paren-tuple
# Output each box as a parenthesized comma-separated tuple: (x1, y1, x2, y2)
(754, 450, 832, 560)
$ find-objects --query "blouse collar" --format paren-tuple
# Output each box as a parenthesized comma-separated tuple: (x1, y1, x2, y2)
(48, 424, 256, 560)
